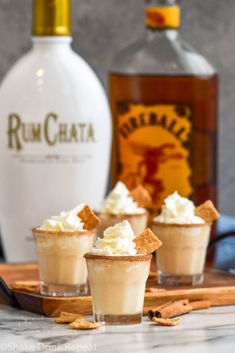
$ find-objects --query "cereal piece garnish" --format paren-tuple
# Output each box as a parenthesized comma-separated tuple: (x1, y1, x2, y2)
(70, 318, 102, 330)
(130, 185, 152, 208)
(134, 228, 162, 254)
(195, 200, 220, 222)
(152, 317, 180, 326)
(78, 205, 101, 230)
(10, 280, 40, 293)
(54, 312, 83, 324)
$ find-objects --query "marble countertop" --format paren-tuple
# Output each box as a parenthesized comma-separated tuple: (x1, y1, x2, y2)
(0, 305, 235, 353)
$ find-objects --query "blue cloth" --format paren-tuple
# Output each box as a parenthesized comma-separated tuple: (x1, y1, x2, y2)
(214, 215, 235, 271)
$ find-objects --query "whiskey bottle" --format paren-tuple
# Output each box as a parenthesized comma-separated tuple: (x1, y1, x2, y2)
(0, 0, 111, 261)
(110, 0, 218, 216)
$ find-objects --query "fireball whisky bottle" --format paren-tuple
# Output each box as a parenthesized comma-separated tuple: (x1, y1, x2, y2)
(110, 0, 218, 215)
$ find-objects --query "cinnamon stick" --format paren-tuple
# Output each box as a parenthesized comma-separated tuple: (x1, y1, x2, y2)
(190, 300, 211, 310)
(148, 299, 192, 319)
(148, 301, 173, 320)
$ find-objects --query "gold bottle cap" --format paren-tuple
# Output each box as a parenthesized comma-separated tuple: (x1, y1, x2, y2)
(33, 0, 71, 36)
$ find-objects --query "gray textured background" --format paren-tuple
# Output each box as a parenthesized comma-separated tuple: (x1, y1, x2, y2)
(0, 0, 234, 215)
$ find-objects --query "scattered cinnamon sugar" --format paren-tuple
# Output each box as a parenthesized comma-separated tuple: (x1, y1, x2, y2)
(130, 185, 152, 208)
(134, 228, 162, 254)
(78, 205, 101, 230)
(195, 200, 220, 222)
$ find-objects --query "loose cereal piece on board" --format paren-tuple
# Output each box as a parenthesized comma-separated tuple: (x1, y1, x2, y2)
(70, 318, 102, 330)
(152, 317, 181, 326)
(54, 312, 83, 324)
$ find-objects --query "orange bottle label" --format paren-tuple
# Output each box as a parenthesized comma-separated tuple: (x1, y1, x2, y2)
(145, 6, 180, 29)
(116, 103, 193, 212)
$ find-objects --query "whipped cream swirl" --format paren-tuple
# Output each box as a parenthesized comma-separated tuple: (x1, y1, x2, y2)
(41, 204, 85, 231)
(91, 220, 137, 256)
(96, 181, 145, 215)
(154, 191, 204, 224)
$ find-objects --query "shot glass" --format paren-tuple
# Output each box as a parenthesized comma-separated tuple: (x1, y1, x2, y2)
(85, 253, 152, 325)
(151, 222, 211, 286)
(95, 212, 148, 237)
(33, 228, 96, 296)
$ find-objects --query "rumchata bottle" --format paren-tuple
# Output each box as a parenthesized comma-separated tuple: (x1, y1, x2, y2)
(0, 0, 112, 261)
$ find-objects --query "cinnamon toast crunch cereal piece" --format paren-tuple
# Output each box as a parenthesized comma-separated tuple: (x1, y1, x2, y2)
(195, 200, 220, 222)
(78, 205, 101, 230)
(130, 185, 152, 208)
(70, 318, 102, 330)
(152, 317, 180, 326)
(54, 312, 83, 324)
(134, 228, 162, 254)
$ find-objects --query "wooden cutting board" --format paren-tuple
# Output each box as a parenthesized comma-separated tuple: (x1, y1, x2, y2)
(1, 262, 235, 317)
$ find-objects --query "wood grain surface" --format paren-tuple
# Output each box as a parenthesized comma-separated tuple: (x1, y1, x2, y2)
(0, 262, 235, 317)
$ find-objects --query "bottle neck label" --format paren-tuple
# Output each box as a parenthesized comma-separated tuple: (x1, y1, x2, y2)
(145, 6, 180, 30)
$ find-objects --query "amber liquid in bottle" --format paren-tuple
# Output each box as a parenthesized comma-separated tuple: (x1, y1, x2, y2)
(110, 73, 218, 214)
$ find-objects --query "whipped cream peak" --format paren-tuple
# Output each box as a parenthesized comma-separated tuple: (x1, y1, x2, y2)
(112, 180, 129, 195)
(91, 220, 137, 256)
(154, 191, 204, 225)
(41, 204, 86, 231)
(95, 181, 145, 215)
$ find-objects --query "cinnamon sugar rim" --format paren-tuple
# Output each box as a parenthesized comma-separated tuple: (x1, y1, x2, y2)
(95, 211, 148, 218)
(84, 253, 152, 261)
(32, 227, 96, 237)
(151, 221, 212, 228)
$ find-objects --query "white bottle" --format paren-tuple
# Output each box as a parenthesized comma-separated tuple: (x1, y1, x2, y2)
(0, 0, 111, 262)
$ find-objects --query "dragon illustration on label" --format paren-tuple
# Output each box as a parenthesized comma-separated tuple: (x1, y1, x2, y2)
(116, 103, 193, 211)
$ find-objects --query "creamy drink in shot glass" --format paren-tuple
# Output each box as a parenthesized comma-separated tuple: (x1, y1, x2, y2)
(85, 221, 161, 325)
(33, 204, 99, 296)
(95, 181, 150, 236)
(151, 192, 220, 286)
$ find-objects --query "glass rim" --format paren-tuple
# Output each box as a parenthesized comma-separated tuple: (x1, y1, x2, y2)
(151, 221, 212, 228)
(32, 227, 96, 238)
(94, 211, 148, 218)
(84, 253, 152, 262)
